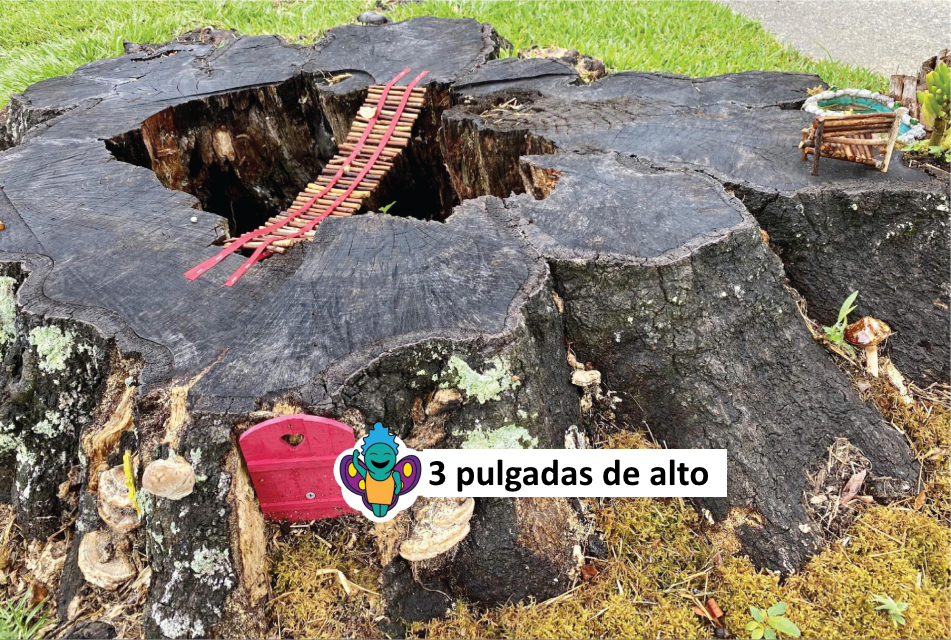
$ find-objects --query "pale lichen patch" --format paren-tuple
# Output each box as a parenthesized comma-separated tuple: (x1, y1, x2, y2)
(28, 325, 76, 373)
(0, 423, 18, 453)
(445, 355, 520, 404)
(32, 409, 65, 438)
(0, 276, 17, 348)
(455, 424, 538, 449)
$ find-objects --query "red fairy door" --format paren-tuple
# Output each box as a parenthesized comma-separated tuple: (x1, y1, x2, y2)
(239, 414, 356, 521)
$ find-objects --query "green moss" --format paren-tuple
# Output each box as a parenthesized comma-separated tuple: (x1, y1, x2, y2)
(0, 276, 16, 348)
(455, 424, 538, 449)
(27, 325, 75, 373)
(411, 431, 951, 640)
(445, 355, 520, 404)
(270, 523, 381, 639)
(717, 508, 950, 639)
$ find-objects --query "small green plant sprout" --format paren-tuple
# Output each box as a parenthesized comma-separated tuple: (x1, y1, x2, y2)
(872, 594, 909, 627)
(823, 290, 859, 355)
(379, 201, 397, 213)
(0, 593, 48, 639)
(918, 61, 950, 147)
(747, 602, 801, 639)
(904, 137, 951, 164)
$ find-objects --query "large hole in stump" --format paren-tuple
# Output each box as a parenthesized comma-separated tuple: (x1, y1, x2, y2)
(106, 72, 460, 239)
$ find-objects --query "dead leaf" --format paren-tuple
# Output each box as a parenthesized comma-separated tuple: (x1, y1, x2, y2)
(809, 494, 827, 505)
(914, 489, 927, 511)
(706, 598, 723, 619)
(580, 564, 598, 581)
(410, 397, 426, 424)
(839, 469, 867, 506)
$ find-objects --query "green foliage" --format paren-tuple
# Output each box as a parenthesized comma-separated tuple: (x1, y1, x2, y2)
(378, 201, 396, 213)
(0, 594, 47, 640)
(0, 1, 887, 109)
(917, 62, 950, 147)
(872, 594, 909, 628)
(823, 290, 858, 355)
(904, 137, 951, 164)
(746, 602, 801, 639)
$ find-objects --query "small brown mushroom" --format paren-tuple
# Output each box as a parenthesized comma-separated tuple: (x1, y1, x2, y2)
(142, 454, 195, 500)
(77, 530, 136, 590)
(844, 316, 892, 377)
(399, 497, 475, 562)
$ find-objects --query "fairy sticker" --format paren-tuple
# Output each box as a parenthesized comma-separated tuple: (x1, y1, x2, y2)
(335, 422, 421, 521)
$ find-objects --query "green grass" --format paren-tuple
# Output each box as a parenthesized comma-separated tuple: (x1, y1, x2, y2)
(0, 0, 885, 109)
(0, 594, 47, 640)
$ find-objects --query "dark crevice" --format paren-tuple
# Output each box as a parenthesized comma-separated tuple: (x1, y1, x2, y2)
(105, 73, 464, 237)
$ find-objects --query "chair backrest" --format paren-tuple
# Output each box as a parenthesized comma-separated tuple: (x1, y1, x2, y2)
(815, 111, 898, 134)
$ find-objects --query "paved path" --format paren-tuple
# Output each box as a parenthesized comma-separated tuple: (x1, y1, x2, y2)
(720, 0, 950, 76)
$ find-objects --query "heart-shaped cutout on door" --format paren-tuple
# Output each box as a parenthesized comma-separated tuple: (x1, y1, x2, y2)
(281, 433, 305, 447)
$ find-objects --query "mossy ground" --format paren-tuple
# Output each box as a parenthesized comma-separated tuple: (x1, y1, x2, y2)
(269, 356, 950, 639)
(269, 517, 383, 639)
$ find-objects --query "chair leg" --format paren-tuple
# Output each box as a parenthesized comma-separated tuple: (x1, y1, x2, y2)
(881, 107, 907, 172)
(811, 121, 824, 176)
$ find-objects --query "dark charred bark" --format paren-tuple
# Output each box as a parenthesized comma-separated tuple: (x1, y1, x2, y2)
(507, 153, 918, 572)
(442, 64, 949, 387)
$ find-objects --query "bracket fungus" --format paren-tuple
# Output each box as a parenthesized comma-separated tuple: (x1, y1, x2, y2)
(97, 466, 139, 531)
(142, 454, 196, 500)
(78, 529, 136, 590)
(399, 497, 475, 562)
(845, 316, 892, 378)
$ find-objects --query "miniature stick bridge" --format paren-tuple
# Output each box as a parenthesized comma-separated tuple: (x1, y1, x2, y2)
(184, 68, 429, 286)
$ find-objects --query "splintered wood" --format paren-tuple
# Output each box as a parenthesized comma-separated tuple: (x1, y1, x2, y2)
(226, 83, 426, 254)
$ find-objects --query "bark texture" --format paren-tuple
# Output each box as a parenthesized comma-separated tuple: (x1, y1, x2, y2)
(443, 63, 950, 385)
(507, 153, 918, 571)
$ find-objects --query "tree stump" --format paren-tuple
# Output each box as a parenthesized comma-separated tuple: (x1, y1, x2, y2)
(443, 65, 950, 385)
(507, 152, 918, 571)
(0, 17, 945, 638)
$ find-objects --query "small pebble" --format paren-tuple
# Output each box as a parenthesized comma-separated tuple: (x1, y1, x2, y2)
(190, 216, 198, 223)
(358, 11, 388, 25)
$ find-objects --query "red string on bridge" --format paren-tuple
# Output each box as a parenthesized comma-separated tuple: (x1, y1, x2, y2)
(222, 69, 429, 287)
(183, 68, 416, 283)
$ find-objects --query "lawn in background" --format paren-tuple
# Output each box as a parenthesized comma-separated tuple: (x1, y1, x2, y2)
(0, 0, 886, 108)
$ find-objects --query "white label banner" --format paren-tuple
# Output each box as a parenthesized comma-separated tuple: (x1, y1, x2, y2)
(415, 449, 726, 498)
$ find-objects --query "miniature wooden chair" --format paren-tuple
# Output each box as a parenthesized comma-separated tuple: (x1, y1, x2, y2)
(799, 107, 907, 176)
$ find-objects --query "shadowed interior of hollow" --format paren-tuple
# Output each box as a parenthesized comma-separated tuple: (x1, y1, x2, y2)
(106, 72, 466, 238)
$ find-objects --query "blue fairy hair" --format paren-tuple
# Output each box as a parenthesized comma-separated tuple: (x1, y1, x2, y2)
(361, 422, 398, 455)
